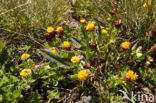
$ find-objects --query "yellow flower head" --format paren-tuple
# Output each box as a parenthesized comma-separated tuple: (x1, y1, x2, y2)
(80, 18, 87, 24)
(121, 41, 131, 50)
(62, 41, 71, 49)
(21, 53, 30, 61)
(78, 69, 90, 81)
(86, 22, 96, 31)
(20, 68, 32, 77)
(91, 21, 97, 26)
(56, 26, 64, 33)
(51, 49, 58, 54)
(107, 17, 111, 21)
(126, 70, 138, 82)
(47, 27, 55, 33)
(71, 56, 81, 64)
(101, 29, 108, 35)
(143, 3, 148, 8)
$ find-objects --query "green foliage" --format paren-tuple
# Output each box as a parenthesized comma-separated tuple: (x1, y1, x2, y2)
(47, 89, 60, 100)
(38, 49, 71, 68)
(0, 0, 156, 102)
(0, 42, 5, 53)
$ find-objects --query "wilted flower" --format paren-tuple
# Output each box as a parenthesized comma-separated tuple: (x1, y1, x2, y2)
(150, 44, 156, 51)
(113, 19, 122, 29)
(145, 61, 151, 66)
(80, 18, 87, 24)
(62, 41, 71, 49)
(146, 30, 156, 37)
(47, 27, 55, 33)
(56, 26, 64, 34)
(145, 56, 153, 66)
(89, 40, 97, 48)
(51, 49, 58, 54)
(109, 9, 116, 16)
(83, 63, 91, 68)
(78, 69, 90, 81)
(20, 68, 32, 77)
(21, 53, 30, 61)
(45, 27, 56, 41)
(147, 56, 154, 62)
(121, 41, 131, 50)
(71, 56, 81, 64)
(126, 70, 138, 82)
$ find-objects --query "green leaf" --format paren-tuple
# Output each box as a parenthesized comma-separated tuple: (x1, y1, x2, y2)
(38, 49, 70, 68)
(13, 90, 21, 98)
(81, 27, 89, 46)
(47, 89, 60, 99)
(97, 23, 102, 45)
(23, 45, 31, 50)
(53, 79, 58, 86)
(70, 37, 83, 48)
(41, 72, 56, 79)
(94, 18, 105, 26)
(44, 42, 53, 48)
(29, 91, 42, 103)
(0, 94, 3, 102)
(0, 42, 5, 53)
(27, 59, 35, 67)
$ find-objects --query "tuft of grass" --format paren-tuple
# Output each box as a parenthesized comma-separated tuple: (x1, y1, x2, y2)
(0, 0, 71, 41)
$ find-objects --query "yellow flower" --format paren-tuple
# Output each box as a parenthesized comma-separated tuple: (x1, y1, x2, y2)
(80, 18, 87, 24)
(20, 68, 32, 77)
(143, 3, 148, 8)
(121, 41, 131, 50)
(47, 27, 55, 33)
(51, 49, 58, 54)
(126, 70, 138, 82)
(71, 56, 81, 64)
(62, 41, 71, 49)
(107, 17, 111, 21)
(90, 21, 97, 26)
(101, 29, 108, 35)
(86, 22, 96, 31)
(21, 53, 30, 61)
(56, 26, 64, 33)
(78, 69, 90, 81)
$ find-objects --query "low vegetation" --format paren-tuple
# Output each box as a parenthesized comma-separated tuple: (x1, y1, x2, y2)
(0, 0, 156, 102)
